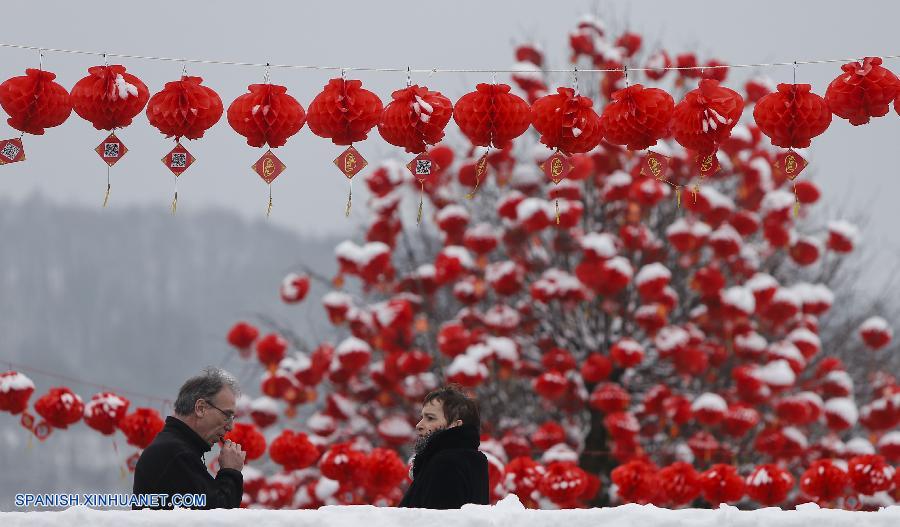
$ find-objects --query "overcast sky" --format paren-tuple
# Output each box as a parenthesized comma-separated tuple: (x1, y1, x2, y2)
(1, 0, 898, 264)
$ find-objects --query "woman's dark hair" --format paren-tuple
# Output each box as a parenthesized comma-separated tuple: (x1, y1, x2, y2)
(423, 385, 480, 429)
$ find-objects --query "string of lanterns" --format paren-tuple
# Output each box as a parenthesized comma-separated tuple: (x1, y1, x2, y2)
(1, 43, 899, 223)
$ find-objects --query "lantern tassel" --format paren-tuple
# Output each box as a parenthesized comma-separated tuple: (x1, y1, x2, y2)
(793, 183, 800, 218)
(676, 186, 682, 208)
(103, 166, 110, 208)
(416, 181, 424, 226)
(555, 198, 560, 225)
(267, 185, 273, 218)
(171, 191, 178, 215)
(345, 180, 352, 218)
(466, 150, 488, 200)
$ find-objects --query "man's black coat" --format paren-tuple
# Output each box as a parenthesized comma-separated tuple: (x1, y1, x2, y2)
(131, 416, 242, 509)
(399, 424, 490, 509)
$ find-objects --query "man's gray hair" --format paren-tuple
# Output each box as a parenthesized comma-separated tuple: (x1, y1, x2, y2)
(173, 367, 240, 416)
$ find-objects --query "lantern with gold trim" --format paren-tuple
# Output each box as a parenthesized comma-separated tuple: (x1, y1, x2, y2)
(307, 76, 382, 217)
(146, 74, 223, 214)
(70, 64, 150, 206)
(227, 72, 306, 217)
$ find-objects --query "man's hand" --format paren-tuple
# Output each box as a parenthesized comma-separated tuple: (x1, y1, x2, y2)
(219, 439, 246, 471)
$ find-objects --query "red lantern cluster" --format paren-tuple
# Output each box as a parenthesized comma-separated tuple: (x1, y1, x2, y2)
(118, 407, 165, 449)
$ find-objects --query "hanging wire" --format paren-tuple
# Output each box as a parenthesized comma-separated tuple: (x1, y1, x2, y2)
(1, 42, 896, 74)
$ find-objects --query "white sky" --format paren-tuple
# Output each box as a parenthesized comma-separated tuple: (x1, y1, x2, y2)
(1, 0, 898, 263)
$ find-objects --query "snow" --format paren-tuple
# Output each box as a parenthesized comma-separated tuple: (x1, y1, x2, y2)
(314, 478, 341, 501)
(447, 354, 488, 377)
(654, 326, 689, 352)
(335, 337, 371, 356)
(730, 124, 752, 143)
(486, 261, 520, 282)
(692, 393, 727, 413)
(824, 397, 858, 426)
(510, 164, 543, 189)
(746, 273, 778, 293)
(84, 393, 127, 416)
(635, 263, 671, 285)
(540, 443, 579, 464)
(735, 332, 767, 353)
(604, 170, 632, 189)
(770, 288, 801, 308)
(860, 316, 891, 333)
(824, 370, 854, 392)
(378, 416, 414, 437)
(486, 337, 518, 362)
(580, 232, 618, 259)
(511, 61, 543, 81)
(761, 189, 796, 214)
(877, 430, 900, 449)
(768, 341, 805, 365)
(709, 224, 741, 244)
(465, 343, 494, 363)
(6, 497, 900, 521)
(436, 205, 470, 223)
(751, 360, 796, 387)
(846, 437, 876, 455)
(516, 198, 553, 221)
(335, 241, 390, 266)
(467, 223, 500, 240)
(0, 371, 34, 392)
(747, 156, 774, 191)
(700, 186, 735, 211)
(604, 257, 634, 278)
(249, 396, 279, 414)
(441, 246, 475, 269)
(782, 426, 808, 448)
(722, 286, 755, 314)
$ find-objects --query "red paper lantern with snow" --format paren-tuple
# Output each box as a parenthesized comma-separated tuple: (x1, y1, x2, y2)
(486, 261, 525, 296)
(600, 84, 674, 151)
(877, 432, 900, 462)
(0, 69, 72, 135)
(0, 371, 35, 414)
(377, 415, 415, 446)
(533, 371, 569, 401)
(691, 392, 727, 426)
(745, 464, 794, 506)
(279, 273, 310, 304)
(307, 78, 383, 145)
(224, 422, 267, 461)
(753, 84, 831, 148)
(789, 236, 822, 266)
(34, 387, 83, 429)
(70, 65, 149, 130)
(700, 464, 745, 505)
(589, 383, 631, 413)
(671, 79, 744, 155)
(644, 50, 671, 81)
(83, 392, 130, 435)
(378, 85, 453, 154)
(657, 462, 701, 506)
(453, 83, 531, 149)
(256, 333, 288, 368)
(722, 404, 760, 437)
(800, 459, 849, 503)
(825, 57, 899, 125)
(119, 408, 164, 449)
(227, 83, 306, 148)
(859, 317, 892, 350)
(463, 224, 500, 255)
(446, 355, 489, 387)
(825, 397, 858, 431)
(611, 460, 658, 504)
(827, 221, 860, 253)
(531, 87, 603, 154)
(434, 246, 474, 285)
(269, 430, 319, 470)
(532, 421, 566, 450)
(249, 397, 279, 428)
(610, 338, 644, 368)
(605, 411, 640, 441)
(848, 454, 896, 495)
(539, 462, 589, 504)
(319, 442, 367, 483)
(146, 76, 223, 140)
(635, 262, 671, 299)
(227, 321, 259, 356)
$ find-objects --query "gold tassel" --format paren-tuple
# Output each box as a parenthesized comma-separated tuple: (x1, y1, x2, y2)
(555, 198, 560, 225)
(416, 184, 424, 226)
(266, 185, 273, 218)
(345, 181, 353, 218)
(171, 191, 178, 215)
(103, 184, 111, 208)
(793, 183, 800, 218)
(466, 151, 489, 200)
(465, 176, 481, 200)
(120, 466, 128, 480)
(27, 434, 33, 450)
(692, 183, 700, 203)
(676, 186, 682, 208)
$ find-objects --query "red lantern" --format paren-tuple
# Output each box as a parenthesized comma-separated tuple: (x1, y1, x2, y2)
(671, 79, 744, 155)
(256, 333, 288, 368)
(589, 382, 631, 413)
(700, 464, 745, 505)
(119, 408, 165, 449)
(859, 317, 892, 350)
(227, 321, 259, 358)
(280, 273, 311, 304)
(745, 464, 794, 506)
(753, 84, 831, 148)
(249, 397, 279, 428)
(83, 392, 130, 435)
(378, 84, 452, 154)
(800, 459, 849, 504)
(533, 371, 568, 400)
(580, 353, 613, 383)
(319, 442, 367, 483)
(224, 422, 267, 461)
(364, 448, 408, 495)
(269, 430, 319, 470)
(657, 462, 701, 506)
(600, 84, 674, 151)
(610, 338, 644, 368)
(146, 76, 222, 140)
(825, 57, 899, 125)
(0, 69, 72, 135)
(644, 50, 671, 81)
(531, 87, 603, 154)
(70, 65, 149, 130)
(227, 83, 306, 148)
(307, 78, 382, 145)
(453, 83, 531, 149)
(532, 421, 566, 450)
(848, 454, 896, 495)
(611, 460, 658, 504)
(34, 387, 83, 429)
(0, 371, 35, 414)
(539, 461, 589, 505)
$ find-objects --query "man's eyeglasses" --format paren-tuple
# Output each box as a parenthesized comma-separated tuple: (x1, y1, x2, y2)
(203, 400, 236, 422)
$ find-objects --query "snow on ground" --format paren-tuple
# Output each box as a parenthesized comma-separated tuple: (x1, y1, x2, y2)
(2, 495, 899, 527)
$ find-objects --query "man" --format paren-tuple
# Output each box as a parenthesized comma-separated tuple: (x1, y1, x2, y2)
(132, 367, 245, 509)
(398, 385, 490, 509)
